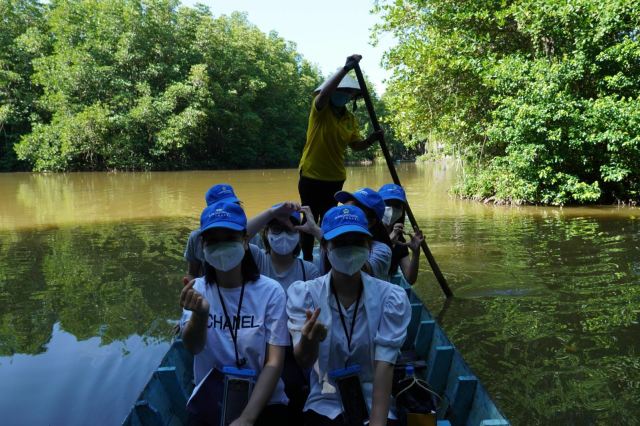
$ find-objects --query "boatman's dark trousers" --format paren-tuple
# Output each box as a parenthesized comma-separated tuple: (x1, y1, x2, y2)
(298, 173, 345, 261)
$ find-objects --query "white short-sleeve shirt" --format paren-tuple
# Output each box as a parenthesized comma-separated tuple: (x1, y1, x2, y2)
(181, 275, 290, 405)
(286, 273, 411, 419)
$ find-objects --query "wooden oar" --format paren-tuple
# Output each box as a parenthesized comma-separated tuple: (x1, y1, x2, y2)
(352, 64, 454, 298)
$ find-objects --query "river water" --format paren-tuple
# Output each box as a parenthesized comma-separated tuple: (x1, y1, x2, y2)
(0, 162, 638, 425)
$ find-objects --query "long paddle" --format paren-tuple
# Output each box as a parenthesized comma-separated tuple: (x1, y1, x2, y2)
(352, 64, 454, 298)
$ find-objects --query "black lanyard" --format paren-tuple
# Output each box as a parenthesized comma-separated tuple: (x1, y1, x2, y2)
(215, 281, 247, 367)
(331, 280, 363, 356)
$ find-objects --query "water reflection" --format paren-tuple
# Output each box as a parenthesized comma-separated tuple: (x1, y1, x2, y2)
(0, 163, 639, 424)
(414, 215, 640, 425)
(0, 323, 169, 425)
(0, 220, 188, 357)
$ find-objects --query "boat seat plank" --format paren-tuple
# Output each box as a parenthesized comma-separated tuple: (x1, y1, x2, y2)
(156, 367, 188, 423)
(414, 320, 435, 360)
(448, 375, 477, 426)
(133, 401, 163, 426)
(427, 345, 454, 396)
(140, 373, 179, 425)
(403, 303, 423, 350)
(480, 420, 511, 425)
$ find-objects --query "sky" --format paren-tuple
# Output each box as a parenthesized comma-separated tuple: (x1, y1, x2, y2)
(181, 0, 395, 94)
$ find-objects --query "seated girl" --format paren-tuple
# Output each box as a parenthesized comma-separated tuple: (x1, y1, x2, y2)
(180, 201, 290, 426)
(247, 203, 320, 290)
(245, 202, 321, 423)
(378, 184, 424, 285)
(287, 204, 411, 426)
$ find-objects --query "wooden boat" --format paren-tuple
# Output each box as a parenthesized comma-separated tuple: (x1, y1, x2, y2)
(123, 275, 510, 426)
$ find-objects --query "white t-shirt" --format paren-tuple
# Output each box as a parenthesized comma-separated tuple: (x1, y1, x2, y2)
(249, 244, 320, 292)
(181, 275, 290, 405)
(312, 241, 392, 280)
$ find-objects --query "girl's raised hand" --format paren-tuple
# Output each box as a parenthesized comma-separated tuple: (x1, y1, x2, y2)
(270, 201, 301, 230)
(301, 308, 327, 343)
(180, 280, 210, 316)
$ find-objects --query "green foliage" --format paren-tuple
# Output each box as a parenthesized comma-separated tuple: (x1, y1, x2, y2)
(375, 0, 640, 204)
(0, 0, 50, 170)
(2, 0, 324, 171)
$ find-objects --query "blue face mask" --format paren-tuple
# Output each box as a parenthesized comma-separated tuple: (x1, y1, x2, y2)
(331, 92, 351, 107)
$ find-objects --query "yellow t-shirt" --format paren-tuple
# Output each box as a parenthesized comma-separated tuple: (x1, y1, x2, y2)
(298, 97, 361, 181)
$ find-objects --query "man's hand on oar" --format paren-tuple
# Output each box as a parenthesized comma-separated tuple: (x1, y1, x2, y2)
(343, 54, 362, 71)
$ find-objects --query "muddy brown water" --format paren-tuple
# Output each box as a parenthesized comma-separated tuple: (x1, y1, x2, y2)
(1, 162, 638, 425)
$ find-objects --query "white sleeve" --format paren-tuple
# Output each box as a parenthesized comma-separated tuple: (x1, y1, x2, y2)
(374, 286, 411, 363)
(286, 281, 315, 345)
(265, 284, 290, 347)
(369, 242, 392, 280)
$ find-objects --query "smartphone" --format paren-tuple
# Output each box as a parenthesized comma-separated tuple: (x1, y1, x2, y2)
(329, 365, 369, 425)
(221, 367, 256, 426)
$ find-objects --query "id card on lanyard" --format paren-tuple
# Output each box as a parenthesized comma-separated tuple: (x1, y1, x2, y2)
(328, 281, 368, 424)
(329, 364, 369, 425)
(221, 366, 256, 426)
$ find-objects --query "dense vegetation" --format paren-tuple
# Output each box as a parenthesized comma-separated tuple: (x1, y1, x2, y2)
(0, 0, 402, 172)
(375, 0, 640, 205)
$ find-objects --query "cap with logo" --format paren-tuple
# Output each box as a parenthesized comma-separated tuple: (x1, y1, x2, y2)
(378, 183, 407, 204)
(321, 205, 372, 240)
(205, 184, 240, 206)
(334, 187, 386, 221)
(198, 201, 247, 237)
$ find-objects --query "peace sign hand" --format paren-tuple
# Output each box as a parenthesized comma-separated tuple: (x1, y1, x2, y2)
(180, 279, 210, 316)
(301, 308, 327, 343)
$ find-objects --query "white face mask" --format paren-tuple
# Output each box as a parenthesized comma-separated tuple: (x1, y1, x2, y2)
(267, 231, 300, 255)
(328, 245, 370, 276)
(382, 206, 403, 226)
(203, 241, 245, 272)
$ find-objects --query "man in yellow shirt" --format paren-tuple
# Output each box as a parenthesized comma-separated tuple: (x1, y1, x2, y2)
(298, 54, 383, 260)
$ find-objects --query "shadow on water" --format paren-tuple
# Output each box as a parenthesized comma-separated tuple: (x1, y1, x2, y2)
(0, 163, 639, 424)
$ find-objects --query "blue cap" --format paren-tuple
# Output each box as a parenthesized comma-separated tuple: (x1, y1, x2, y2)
(272, 203, 301, 224)
(205, 184, 240, 206)
(198, 201, 247, 237)
(334, 187, 386, 220)
(321, 205, 372, 240)
(378, 183, 407, 204)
